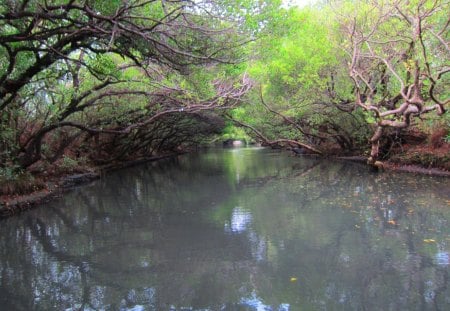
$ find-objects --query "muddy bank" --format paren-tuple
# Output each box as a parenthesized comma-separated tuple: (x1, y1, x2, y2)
(0, 154, 181, 219)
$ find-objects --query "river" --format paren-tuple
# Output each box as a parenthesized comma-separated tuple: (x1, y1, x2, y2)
(0, 148, 449, 310)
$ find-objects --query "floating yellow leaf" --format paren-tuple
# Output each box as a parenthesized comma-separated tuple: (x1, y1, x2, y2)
(387, 220, 396, 225)
(290, 277, 298, 282)
(424, 239, 436, 243)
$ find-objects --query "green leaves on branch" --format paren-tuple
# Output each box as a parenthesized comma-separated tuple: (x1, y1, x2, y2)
(87, 54, 121, 80)
(89, 0, 123, 15)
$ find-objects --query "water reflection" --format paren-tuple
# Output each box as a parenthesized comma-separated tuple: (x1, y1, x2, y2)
(435, 252, 450, 266)
(241, 291, 290, 310)
(225, 207, 252, 233)
(0, 148, 449, 310)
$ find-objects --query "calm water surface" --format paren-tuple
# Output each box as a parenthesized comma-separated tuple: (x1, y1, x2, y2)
(1, 148, 450, 310)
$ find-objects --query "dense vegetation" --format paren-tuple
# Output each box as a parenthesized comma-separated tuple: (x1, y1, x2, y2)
(234, 0, 449, 166)
(1, 0, 449, 195)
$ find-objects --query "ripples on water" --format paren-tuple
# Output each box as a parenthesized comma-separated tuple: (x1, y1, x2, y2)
(0, 148, 449, 310)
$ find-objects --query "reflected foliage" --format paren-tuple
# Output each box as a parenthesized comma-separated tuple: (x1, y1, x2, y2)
(0, 149, 449, 309)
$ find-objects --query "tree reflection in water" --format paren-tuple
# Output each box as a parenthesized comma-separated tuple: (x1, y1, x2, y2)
(0, 148, 449, 310)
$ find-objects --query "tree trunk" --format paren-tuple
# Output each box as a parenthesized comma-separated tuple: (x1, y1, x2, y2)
(367, 126, 383, 168)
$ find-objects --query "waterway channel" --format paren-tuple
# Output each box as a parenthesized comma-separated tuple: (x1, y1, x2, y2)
(0, 148, 449, 310)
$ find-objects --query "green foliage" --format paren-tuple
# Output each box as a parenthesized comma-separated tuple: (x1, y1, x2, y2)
(221, 122, 251, 142)
(0, 0, 447, 175)
(90, 0, 122, 15)
(181, 68, 216, 99)
(60, 155, 79, 170)
(0, 165, 21, 182)
(445, 133, 450, 143)
(0, 0, 251, 171)
(230, 5, 365, 152)
(0, 167, 45, 195)
(87, 54, 121, 80)
(363, 111, 377, 125)
(223, 63, 248, 77)
(248, 6, 345, 106)
(215, 0, 283, 33)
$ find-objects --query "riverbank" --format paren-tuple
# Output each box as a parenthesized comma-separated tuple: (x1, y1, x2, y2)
(0, 172, 99, 218)
(0, 153, 181, 219)
(2, 147, 449, 218)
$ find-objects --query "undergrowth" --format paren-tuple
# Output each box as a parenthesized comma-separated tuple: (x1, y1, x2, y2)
(0, 167, 46, 196)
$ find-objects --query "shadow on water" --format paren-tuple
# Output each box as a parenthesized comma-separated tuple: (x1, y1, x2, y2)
(0, 148, 449, 310)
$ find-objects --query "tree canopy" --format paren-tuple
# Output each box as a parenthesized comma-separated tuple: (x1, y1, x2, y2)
(0, 0, 448, 186)
(228, 0, 448, 165)
(0, 0, 252, 172)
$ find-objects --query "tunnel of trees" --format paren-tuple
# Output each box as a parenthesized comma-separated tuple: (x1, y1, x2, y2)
(0, 0, 449, 195)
